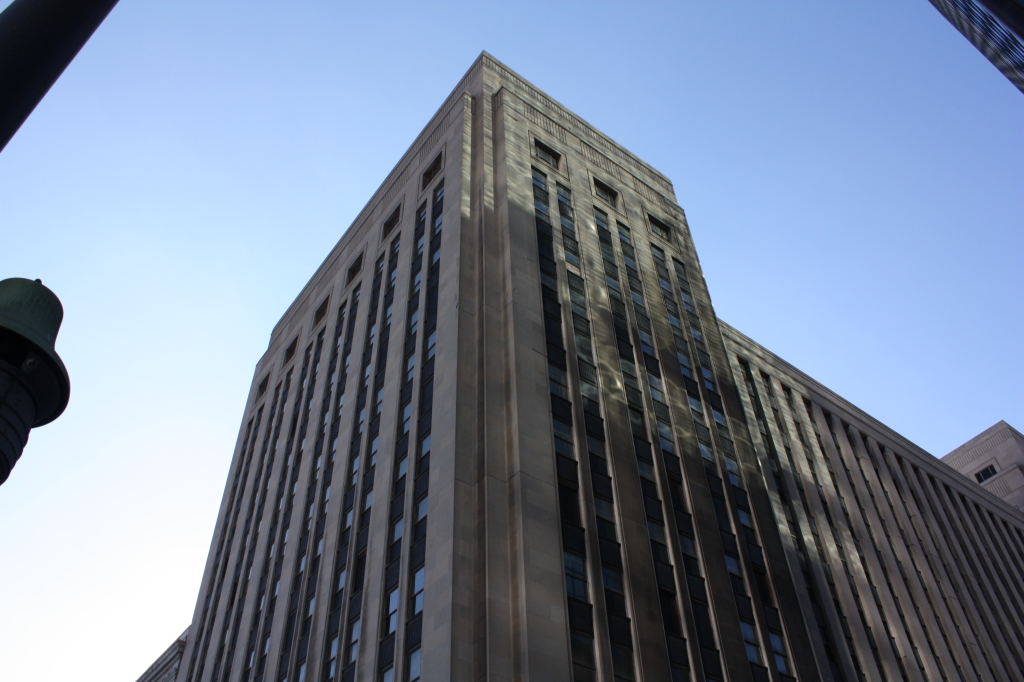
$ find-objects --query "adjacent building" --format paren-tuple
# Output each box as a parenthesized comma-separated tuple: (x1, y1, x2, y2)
(138, 629, 189, 682)
(174, 54, 1024, 682)
(927, 0, 1024, 92)
(942, 421, 1024, 511)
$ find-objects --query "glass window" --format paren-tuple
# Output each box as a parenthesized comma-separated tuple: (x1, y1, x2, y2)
(536, 140, 560, 168)
(425, 330, 436, 359)
(770, 632, 789, 674)
(385, 588, 399, 633)
(346, 618, 360, 663)
(699, 443, 715, 461)
(603, 566, 624, 593)
(975, 464, 997, 483)
(326, 637, 339, 678)
(648, 215, 671, 240)
(407, 649, 422, 682)
(677, 352, 692, 378)
(564, 551, 588, 600)
(412, 567, 425, 614)
(594, 179, 617, 206)
(594, 497, 615, 521)
(740, 620, 761, 663)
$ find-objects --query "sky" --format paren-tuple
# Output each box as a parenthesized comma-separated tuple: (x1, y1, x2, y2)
(0, 2, 1020, 680)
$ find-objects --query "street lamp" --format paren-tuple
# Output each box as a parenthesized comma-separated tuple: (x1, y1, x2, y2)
(0, 278, 70, 486)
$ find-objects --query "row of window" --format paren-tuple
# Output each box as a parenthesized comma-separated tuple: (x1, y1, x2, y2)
(533, 136, 674, 245)
(535, 142, 790, 682)
(598, 206, 692, 682)
(189, 164, 448, 682)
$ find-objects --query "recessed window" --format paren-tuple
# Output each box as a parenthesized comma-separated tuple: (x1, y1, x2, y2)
(535, 140, 560, 169)
(283, 338, 298, 363)
(740, 620, 762, 664)
(313, 297, 330, 326)
(593, 178, 617, 207)
(346, 254, 363, 285)
(256, 375, 269, 398)
(648, 214, 672, 241)
(975, 464, 998, 483)
(422, 153, 442, 190)
(382, 205, 401, 239)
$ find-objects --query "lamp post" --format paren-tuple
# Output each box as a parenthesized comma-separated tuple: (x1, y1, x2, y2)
(0, 278, 70, 486)
(0, 0, 120, 153)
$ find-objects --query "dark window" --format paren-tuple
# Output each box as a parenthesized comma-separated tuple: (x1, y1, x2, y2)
(740, 620, 761, 663)
(648, 214, 672, 241)
(314, 297, 330, 326)
(422, 153, 442, 189)
(536, 140, 561, 169)
(283, 337, 298, 363)
(346, 254, 363, 285)
(382, 205, 401, 239)
(256, 375, 269, 398)
(975, 464, 998, 483)
(593, 178, 617, 206)
(564, 551, 588, 600)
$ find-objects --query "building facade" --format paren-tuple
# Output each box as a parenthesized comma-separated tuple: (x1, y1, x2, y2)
(174, 54, 1024, 682)
(721, 324, 1024, 682)
(927, 0, 1024, 93)
(942, 421, 1024, 511)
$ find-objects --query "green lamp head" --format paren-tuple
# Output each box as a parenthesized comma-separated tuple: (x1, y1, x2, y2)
(0, 277, 70, 425)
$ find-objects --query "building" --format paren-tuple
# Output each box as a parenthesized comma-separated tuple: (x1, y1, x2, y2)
(138, 629, 189, 682)
(174, 53, 1024, 682)
(721, 324, 1024, 682)
(942, 421, 1024, 511)
(926, 0, 1024, 93)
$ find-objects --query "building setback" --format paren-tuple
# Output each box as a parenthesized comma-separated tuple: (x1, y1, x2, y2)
(174, 53, 1024, 682)
(942, 421, 1024, 512)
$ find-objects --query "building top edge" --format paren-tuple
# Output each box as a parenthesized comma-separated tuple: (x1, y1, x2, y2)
(479, 52, 676, 192)
(719, 320, 1024, 523)
(717, 321, 930, 457)
(267, 58, 484, 345)
(266, 51, 678, 354)
(941, 420, 1023, 461)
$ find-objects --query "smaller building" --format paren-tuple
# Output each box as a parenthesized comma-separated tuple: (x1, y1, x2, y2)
(943, 420, 1024, 511)
(136, 629, 188, 682)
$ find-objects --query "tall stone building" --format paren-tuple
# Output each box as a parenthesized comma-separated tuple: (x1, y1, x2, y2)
(942, 421, 1024, 511)
(174, 54, 1024, 682)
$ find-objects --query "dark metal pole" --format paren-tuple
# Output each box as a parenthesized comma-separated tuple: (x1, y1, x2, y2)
(0, 278, 70, 486)
(0, 0, 120, 153)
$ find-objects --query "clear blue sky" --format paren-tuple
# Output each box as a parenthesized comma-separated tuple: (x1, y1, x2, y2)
(0, 2, 1020, 680)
